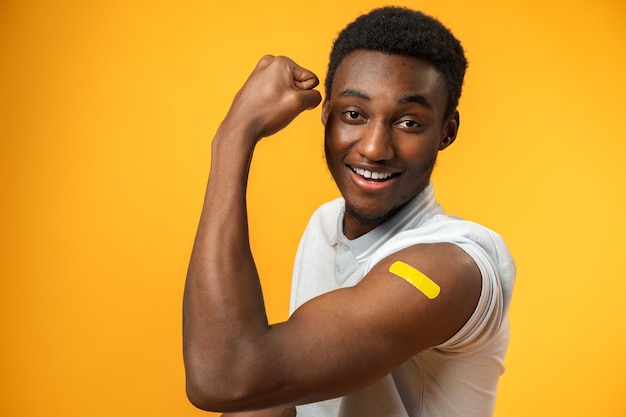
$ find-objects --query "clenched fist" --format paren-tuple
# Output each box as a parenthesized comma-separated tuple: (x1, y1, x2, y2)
(222, 55, 323, 142)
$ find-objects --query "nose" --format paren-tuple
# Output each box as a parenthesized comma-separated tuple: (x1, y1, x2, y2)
(356, 122, 394, 162)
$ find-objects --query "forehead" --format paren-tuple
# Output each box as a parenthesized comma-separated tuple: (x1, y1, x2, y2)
(330, 50, 447, 111)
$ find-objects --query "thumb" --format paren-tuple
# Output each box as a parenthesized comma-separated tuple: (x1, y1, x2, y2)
(300, 89, 323, 110)
(291, 63, 320, 91)
(294, 76, 319, 91)
(290, 63, 322, 110)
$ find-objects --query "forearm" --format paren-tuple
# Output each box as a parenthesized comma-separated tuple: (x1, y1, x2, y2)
(183, 123, 270, 408)
(182, 55, 321, 412)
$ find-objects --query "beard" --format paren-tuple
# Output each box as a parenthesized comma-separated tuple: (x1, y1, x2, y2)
(343, 200, 405, 229)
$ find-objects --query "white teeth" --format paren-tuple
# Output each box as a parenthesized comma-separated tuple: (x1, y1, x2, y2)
(352, 167, 393, 180)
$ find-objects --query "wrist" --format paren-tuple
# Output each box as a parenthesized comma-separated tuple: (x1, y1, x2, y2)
(212, 119, 258, 156)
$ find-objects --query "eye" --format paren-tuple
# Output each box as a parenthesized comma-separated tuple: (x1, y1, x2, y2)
(340, 109, 367, 125)
(396, 119, 422, 130)
(344, 110, 362, 120)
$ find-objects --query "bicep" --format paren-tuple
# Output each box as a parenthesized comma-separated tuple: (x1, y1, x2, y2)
(244, 242, 481, 408)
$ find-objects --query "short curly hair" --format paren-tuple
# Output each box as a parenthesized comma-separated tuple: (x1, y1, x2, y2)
(326, 7, 468, 119)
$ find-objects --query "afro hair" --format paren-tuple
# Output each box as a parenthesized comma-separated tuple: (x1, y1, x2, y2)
(325, 7, 468, 119)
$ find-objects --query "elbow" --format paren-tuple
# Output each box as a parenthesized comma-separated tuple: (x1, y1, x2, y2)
(184, 357, 237, 412)
(185, 375, 221, 412)
(184, 359, 269, 412)
(185, 369, 238, 412)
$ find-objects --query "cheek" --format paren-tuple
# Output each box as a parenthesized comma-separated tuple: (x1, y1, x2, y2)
(323, 131, 344, 171)
(398, 142, 440, 175)
(324, 122, 355, 157)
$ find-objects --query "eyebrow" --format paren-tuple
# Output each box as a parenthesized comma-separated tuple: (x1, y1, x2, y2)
(339, 88, 371, 100)
(338, 89, 432, 110)
(397, 94, 432, 110)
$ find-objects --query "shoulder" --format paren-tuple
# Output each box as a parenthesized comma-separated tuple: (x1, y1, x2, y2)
(359, 240, 483, 352)
(365, 215, 516, 350)
(388, 214, 510, 252)
(369, 215, 515, 292)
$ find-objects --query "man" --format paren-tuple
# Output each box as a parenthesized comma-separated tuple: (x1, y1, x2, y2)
(183, 6, 515, 417)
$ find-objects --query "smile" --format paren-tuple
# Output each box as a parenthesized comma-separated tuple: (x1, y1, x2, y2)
(350, 166, 398, 181)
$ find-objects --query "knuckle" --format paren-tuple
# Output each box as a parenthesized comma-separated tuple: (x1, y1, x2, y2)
(256, 54, 275, 68)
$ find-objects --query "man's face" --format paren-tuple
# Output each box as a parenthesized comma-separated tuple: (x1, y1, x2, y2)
(322, 50, 457, 239)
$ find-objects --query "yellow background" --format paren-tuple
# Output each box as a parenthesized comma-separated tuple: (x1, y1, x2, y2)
(1, 0, 625, 416)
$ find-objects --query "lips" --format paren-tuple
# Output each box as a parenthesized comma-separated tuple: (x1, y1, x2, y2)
(350, 166, 399, 181)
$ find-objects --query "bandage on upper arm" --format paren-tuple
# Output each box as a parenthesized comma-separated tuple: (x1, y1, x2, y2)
(389, 261, 440, 299)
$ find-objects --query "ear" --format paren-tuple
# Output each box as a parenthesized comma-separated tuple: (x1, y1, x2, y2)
(439, 110, 460, 150)
(321, 99, 330, 126)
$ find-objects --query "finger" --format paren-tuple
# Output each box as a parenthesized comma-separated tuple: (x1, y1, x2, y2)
(294, 77, 319, 91)
(290, 63, 320, 91)
(300, 89, 322, 110)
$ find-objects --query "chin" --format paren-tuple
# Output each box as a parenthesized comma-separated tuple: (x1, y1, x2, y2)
(344, 203, 401, 228)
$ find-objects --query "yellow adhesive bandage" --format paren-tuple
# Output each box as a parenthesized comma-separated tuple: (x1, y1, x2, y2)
(389, 261, 440, 299)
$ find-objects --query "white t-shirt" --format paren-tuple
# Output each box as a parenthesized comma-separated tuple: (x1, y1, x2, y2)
(289, 183, 516, 417)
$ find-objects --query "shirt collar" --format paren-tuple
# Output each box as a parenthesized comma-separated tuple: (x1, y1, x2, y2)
(335, 182, 443, 263)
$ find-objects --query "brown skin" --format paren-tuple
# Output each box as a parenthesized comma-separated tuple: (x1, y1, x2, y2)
(183, 52, 481, 415)
(221, 408, 296, 417)
(323, 51, 459, 238)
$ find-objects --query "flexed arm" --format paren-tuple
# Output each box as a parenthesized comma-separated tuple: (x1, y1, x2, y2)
(183, 56, 321, 411)
(183, 56, 482, 414)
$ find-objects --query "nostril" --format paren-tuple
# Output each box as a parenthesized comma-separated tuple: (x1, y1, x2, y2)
(357, 126, 394, 161)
